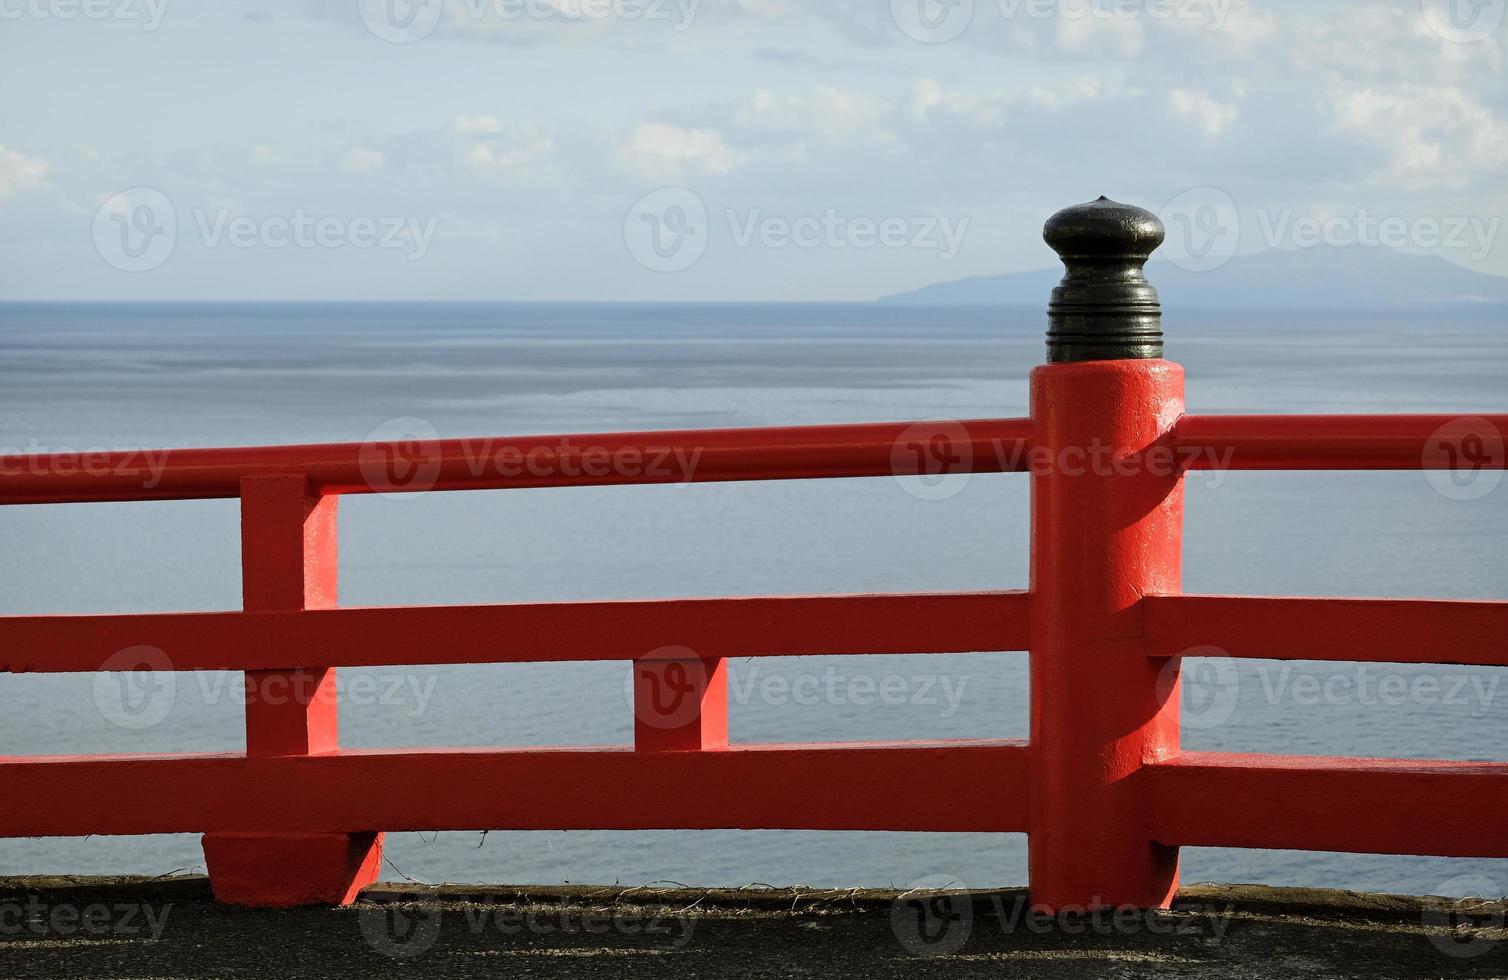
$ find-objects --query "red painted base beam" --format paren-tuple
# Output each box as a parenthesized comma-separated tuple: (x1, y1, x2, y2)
(1144, 752, 1508, 858)
(0, 741, 1029, 837)
(202, 832, 383, 907)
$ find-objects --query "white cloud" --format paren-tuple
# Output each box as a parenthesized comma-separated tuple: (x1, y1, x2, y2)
(619, 123, 744, 176)
(464, 135, 555, 174)
(339, 147, 385, 174)
(0, 146, 48, 202)
(1170, 87, 1238, 137)
(454, 114, 502, 135)
(735, 86, 891, 141)
(1054, 6, 1145, 57)
(249, 144, 286, 166)
(1329, 84, 1508, 189)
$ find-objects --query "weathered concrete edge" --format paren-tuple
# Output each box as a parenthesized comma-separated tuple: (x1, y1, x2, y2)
(0, 876, 1502, 924)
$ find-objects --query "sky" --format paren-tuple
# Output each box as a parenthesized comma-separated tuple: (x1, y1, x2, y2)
(0, 0, 1505, 300)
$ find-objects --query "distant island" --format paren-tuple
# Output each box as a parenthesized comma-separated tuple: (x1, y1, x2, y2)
(881, 248, 1508, 309)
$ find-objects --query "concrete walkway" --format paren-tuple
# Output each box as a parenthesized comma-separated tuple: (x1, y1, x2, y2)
(0, 876, 1504, 978)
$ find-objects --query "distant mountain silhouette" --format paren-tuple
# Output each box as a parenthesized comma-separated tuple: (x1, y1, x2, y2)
(881, 248, 1508, 309)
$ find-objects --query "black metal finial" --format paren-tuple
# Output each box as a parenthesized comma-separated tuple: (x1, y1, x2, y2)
(1043, 196, 1164, 363)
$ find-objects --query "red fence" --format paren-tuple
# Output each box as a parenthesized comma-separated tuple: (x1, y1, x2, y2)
(1, 198, 1505, 908)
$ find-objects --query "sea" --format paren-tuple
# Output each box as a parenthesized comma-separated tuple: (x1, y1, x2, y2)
(0, 301, 1504, 898)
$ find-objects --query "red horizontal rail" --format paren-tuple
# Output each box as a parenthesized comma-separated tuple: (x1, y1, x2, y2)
(4, 412, 1501, 506)
(1144, 594, 1508, 666)
(0, 418, 1031, 505)
(1145, 752, 1508, 858)
(0, 591, 1029, 673)
(1176, 413, 1508, 470)
(0, 741, 1029, 837)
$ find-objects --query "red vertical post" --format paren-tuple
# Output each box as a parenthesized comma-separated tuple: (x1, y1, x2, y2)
(1028, 198, 1183, 910)
(633, 647, 728, 751)
(201, 474, 383, 906)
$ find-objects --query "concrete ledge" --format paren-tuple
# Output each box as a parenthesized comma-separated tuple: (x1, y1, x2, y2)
(0, 876, 1504, 978)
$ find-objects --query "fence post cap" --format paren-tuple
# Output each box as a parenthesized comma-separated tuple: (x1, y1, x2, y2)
(1042, 196, 1165, 363)
(1042, 196, 1164, 262)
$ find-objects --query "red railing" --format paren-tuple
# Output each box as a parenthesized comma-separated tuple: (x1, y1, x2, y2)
(1, 198, 1505, 909)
